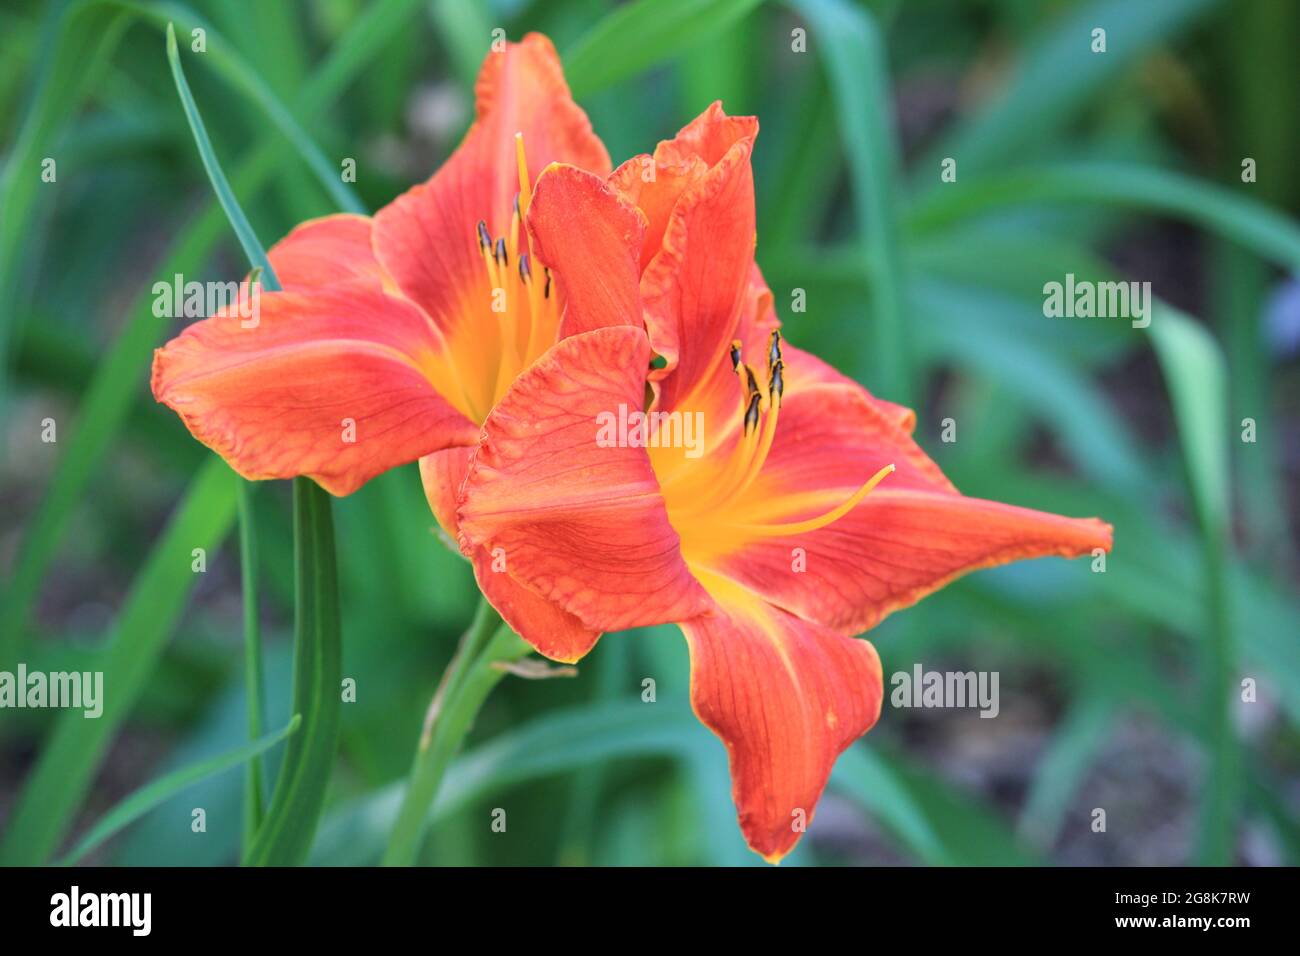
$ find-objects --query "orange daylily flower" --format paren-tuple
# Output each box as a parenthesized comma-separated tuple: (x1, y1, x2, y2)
(152, 34, 644, 651)
(152, 33, 620, 494)
(454, 103, 1114, 862)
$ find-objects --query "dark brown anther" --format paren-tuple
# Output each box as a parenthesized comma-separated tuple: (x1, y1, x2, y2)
(768, 329, 782, 371)
(729, 341, 742, 372)
(543, 268, 552, 299)
(494, 237, 508, 267)
(743, 391, 762, 434)
(743, 363, 761, 398)
(769, 359, 784, 407)
(476, 220, 491, 252)
(519, 253, 531, 281)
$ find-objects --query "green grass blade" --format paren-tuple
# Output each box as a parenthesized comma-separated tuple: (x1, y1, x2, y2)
(1148, 304, 1236, 864)
(313, 700, 707, 866)
(833, 746, 1041, 865)
(919, 0, 1218, 181)
(563, 0, 764, 98)
(237, 480, 267, 849)
(429, 0, 491, 89)
(789, 0, 910, 402)
(143, 1, 362, 213)
(0, 457, 240, 865)
(243, 479, 343, 865)
(166, 22, 278, 284)
(0, 2, 128, 406)
(0, 0, 422, 656)
(58, 715, 301, 866)
(1017, 696, 1115, 848)
(908, 163, 1300, 273)
(166, 22, 344, 866)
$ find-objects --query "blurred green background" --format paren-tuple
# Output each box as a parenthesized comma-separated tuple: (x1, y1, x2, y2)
(1, 0, 1297, 866)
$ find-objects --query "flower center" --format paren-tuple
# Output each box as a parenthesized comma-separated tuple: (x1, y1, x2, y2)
(658, 329, 895, 556)
(472, 133, 562, 414)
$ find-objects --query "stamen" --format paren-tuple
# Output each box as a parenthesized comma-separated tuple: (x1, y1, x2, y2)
(767, 329, 782, 373)
(742, 363, 764, 412)
(494, 237, 508, 267)
(515, 132, 532, 216)
(732, 359, 783, 496)
(476, 220, 491, 252)
(509, 193, 521, 262)
(543, 268, 552, 299)
(743, 391, 762, 434)
(735, 464, 895, 537)
(518, 253, 531, 281)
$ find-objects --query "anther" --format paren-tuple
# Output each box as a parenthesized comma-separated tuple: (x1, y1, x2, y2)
(769, 359, 784, 406)
(743, 391, 762, 434)
(768, 329, 782, 372)
(743, 363, 761, 398)
(543, 268, 552, 299)
(729, 340, 742, 372)
(476, 220, 491, 252)
(518, 253, 531, 281)
(494, 237, 508, 267)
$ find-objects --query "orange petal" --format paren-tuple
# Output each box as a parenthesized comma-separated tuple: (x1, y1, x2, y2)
(264, 214, 390, 292)
(419, 446, 473, 539)
(613, 102, 760, 412)
(418, 446, 599, 662)
(471, 33, 611, 223)
(372, 35, 610, 417)
(682, 574, 884, 863)
(467, 543, 601, 664)
(688, 345, 1112, 634)
(457, 326, 711, 647)
(525, 163, 646, 337)
(152, 282, 478, 496)
(609, 152, 705, 273)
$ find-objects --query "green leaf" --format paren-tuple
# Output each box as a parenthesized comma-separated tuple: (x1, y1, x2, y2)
(833, 746, 1041, 865)
(0, 1, 128, 407)
(167, 24, 343, 865)
(243, 480, 342, 865)
(145, 1, 362, 213)
(1148, 305, 1230, 535)
(920, 0, 1219, 180)
(313, 700, 709, 866)
(564, 0, 764, 98)
(0, 457, 240, 865)
(58, 715, 301, 866)
(1017, 697, 1114, 848)
(166, 21, 278, 284)
(0, 0, 424, 656)
(908, 163, 1300, 274)
(237, 480, 268, 850)
(1148, 303, 1236, 864)
(789, 0, 910, 402)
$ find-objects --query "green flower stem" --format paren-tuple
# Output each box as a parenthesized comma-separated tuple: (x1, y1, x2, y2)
(383, 599, 529, 865)
(236, 479, 266, 852)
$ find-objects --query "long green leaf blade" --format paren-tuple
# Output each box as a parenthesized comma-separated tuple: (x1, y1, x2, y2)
(790, 0, 911, 402)
(58, 715, 301, 866)
(0, 457, 239, 865)
(244, 479, 342, 865)
(564, 0, 764, 98)
(165, 21, 343, 866)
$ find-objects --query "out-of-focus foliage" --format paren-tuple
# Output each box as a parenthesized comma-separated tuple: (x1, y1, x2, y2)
(1, 0, 1296, 866)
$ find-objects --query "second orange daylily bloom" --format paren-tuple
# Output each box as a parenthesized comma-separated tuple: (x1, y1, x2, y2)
(454, 104, 1114, 862)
